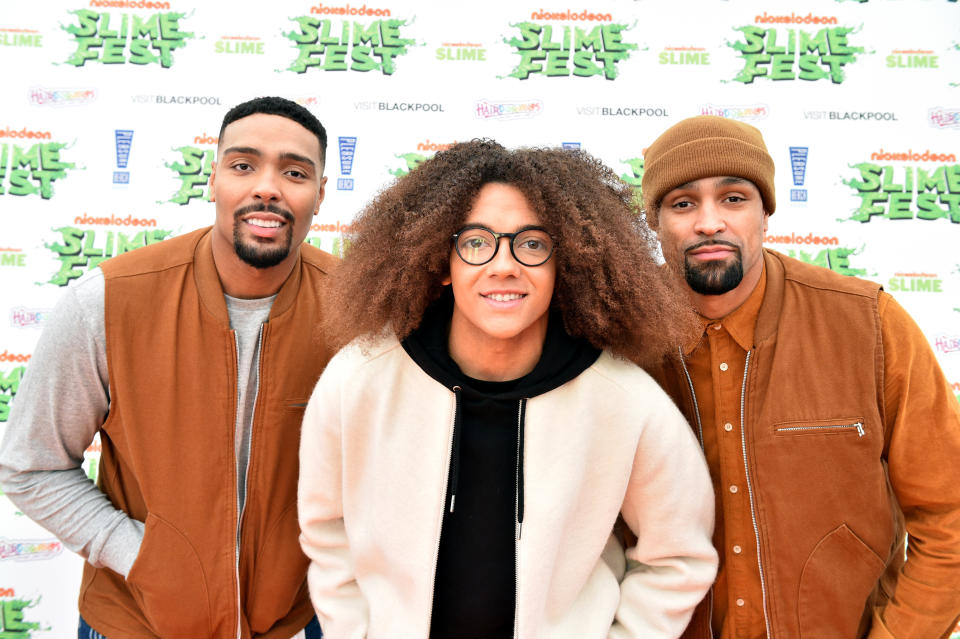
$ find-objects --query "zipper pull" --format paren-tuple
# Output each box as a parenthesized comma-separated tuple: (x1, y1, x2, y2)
(855, 422, 864, 437)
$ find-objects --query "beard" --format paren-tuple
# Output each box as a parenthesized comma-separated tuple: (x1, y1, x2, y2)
(233, 203, 295, 269)
(682, 241, 744, 295)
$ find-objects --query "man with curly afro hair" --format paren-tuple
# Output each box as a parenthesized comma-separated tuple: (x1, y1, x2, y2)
(297, 139, 719, 638)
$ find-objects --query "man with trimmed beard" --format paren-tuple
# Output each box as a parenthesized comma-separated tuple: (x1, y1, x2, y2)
(0, 96, 336, 638)
(642, 115, 960, 639)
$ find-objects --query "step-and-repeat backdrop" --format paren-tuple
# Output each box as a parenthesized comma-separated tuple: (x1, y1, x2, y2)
(1, 0, 958, 636)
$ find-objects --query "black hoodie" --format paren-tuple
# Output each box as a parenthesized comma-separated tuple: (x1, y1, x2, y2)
(402, 289, 601, 639)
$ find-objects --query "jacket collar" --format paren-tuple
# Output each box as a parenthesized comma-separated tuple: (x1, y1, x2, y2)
(680, 254, 769, 356)
(193, 228, 304, 328)
(754, 248, 785, 347)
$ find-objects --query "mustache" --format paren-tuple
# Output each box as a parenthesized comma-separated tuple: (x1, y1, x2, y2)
(234, 202, 295, 223)
(684, 239, 740, 254)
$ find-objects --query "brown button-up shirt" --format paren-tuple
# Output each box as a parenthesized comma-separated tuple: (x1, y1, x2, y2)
(683, 268, 768, 639)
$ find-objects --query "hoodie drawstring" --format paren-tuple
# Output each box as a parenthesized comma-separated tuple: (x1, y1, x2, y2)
(516, 398, 526, 539)
(448, 386, 463, 513)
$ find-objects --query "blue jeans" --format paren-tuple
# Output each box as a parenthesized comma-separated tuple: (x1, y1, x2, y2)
(79, 615, 323, 638)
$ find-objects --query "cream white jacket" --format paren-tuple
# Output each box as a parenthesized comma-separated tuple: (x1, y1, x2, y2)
(298, 336, 717, 639)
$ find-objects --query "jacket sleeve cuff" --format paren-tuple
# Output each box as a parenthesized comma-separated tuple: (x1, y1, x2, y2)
(101, 518, 144, 578)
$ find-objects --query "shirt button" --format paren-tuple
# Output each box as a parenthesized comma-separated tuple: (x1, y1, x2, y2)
(736, 598, 745, 607)
(711, 324, 722, 331)
(729, 485, 738, 494)
(733, 545, 742, 554)
(719, 362, 729, 371)
(724, 422, 733, 432)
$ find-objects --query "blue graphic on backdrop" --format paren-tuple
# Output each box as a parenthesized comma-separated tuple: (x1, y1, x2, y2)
(789, 146, 808, 203)
(114, 129, 133, 185)
(338, 136, 357, 191)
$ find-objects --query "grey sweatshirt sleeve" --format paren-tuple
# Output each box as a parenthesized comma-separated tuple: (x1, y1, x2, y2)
(0, 269, 143, 577)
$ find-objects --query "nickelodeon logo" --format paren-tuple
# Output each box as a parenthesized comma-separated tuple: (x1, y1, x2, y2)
(530, 9, 612, 22)
(0, 127, 51, 140)
(309, 2, 392, 16)
(193, 133, 218, 145)
(754, 12, 838, 25)
(310, 220, 354, 233)
(417, 139, 457, 152)
(871, 149, 956, 162)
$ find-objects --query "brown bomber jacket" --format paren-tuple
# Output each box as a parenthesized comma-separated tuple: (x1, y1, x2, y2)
(79, 227, 337, 638)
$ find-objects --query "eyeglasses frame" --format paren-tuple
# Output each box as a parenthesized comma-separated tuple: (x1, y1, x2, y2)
(451, 225, 556, 267)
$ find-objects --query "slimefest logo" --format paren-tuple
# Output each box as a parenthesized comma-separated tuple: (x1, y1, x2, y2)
(387, 140, 456, 177)
(729, 14, 865, 84)
(659, 46, 710, 66)
(0, 364, 26, 423)
(503, 11, 639, 80)
(765, 234, 868, 276)
(284, 5, 416, 75)
(842, 148, 960, 223)
(888, 272, 942, 293)
(0, 249, 26, 268)
(305, 221, 353, 257)
(215, 36, 264, 55)
(1, 28, 43, 48)
(62, 9, 195, 68)
(43, 226, 172, 286)
(165, 135, 216, 205)
(0, 131, 77, 200)
(0, 591, 49, 638)
(437, 42, 486, 62)
(887, 49, 939, 69)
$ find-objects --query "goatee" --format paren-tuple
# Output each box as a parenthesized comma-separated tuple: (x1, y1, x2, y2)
(233, 203, 295, 269)
(683, 241, 743, 295)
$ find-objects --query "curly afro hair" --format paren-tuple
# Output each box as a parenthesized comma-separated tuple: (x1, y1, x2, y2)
(321, 139, 697, 366)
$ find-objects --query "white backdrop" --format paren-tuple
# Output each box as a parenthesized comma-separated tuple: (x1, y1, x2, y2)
(1, 0, 958, 636)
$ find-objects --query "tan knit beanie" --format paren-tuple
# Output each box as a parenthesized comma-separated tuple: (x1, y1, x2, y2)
(641, 115, 776, 230)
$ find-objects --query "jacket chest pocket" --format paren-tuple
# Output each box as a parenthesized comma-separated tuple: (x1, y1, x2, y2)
(774, 417, 866, 438)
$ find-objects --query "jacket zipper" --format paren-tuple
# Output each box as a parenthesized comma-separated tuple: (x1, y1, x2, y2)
(739, 351, 771, 639)
(426, 386, 460, 638)
(513, 398, 525, 639)
(233, 325, 264, 639)
(776, 422, 864, 437)
(677, 350, 714, 639)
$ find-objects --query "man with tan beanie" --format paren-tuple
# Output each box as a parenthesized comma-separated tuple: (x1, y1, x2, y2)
(642, 115, 960, 639)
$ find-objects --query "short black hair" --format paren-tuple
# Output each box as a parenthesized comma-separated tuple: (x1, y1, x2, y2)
(218, 96, 328, 168)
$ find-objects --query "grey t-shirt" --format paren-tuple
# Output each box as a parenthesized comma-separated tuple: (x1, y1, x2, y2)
(0, 268, 274, 577)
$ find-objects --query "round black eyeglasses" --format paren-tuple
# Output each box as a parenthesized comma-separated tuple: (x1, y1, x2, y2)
(451, 226, 555, 267)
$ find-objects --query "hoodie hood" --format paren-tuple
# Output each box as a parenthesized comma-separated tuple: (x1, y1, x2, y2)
(401, 287, 601, 399)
